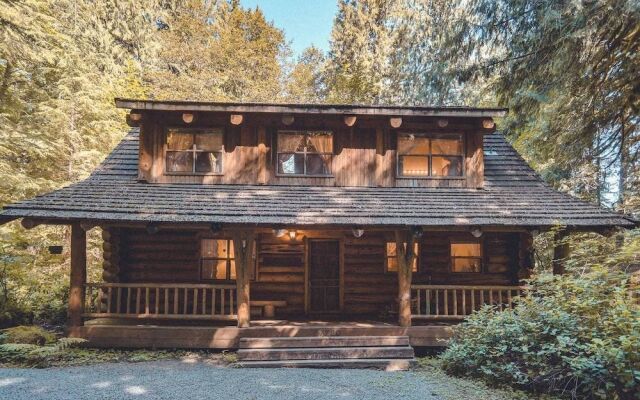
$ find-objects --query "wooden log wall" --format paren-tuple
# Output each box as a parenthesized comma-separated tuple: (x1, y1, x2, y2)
(107, 228, 528, 318)
(137, 112, 487, 188)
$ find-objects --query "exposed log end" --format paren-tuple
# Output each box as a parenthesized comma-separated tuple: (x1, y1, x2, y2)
(282, 114, 295, 126)
(230, 114, 244, 125)
(343, 115, 357, 127)
(390, 117, 402, 128)
(182, 112, 196, 124)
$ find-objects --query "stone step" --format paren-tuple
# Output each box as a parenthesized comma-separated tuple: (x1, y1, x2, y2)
(239, 335, 410, 349)
(235, 358, 415, 370)
(237, 345, 415, 361)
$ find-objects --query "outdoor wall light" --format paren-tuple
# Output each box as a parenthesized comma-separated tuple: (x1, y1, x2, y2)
(352, 228, 364, 238)
(288, 230, 297, 240)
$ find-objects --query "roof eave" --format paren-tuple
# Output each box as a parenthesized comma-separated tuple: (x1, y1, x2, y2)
(114, 98, 509, 118)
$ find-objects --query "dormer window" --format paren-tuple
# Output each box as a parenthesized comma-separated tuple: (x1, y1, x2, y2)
(165, 128, 223, 174)
(277, 131, 333, 176)
(397, 133, 463, 177)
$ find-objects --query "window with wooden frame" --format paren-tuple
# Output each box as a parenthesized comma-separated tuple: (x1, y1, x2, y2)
(200, 239, 235, 281)
(397, 133, 464, 177)
(385, 242, 419, 273)
(450, 242, 482, 273)
(165, 128, 224, 174)
(277, 130, 333, 176)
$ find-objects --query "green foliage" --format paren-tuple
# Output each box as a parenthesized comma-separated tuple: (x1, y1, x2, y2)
(54, 337, 88, 351)
(440, 268, 640, 399)
(1, 325, 56, 345)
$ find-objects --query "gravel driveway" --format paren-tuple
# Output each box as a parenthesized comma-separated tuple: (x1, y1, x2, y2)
(0, 360, 443, 400)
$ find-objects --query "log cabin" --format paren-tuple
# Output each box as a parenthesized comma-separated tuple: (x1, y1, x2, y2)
(0, 99, 636, 367)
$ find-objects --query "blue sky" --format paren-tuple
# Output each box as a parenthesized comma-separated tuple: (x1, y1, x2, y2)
(240, 0, 337, 57)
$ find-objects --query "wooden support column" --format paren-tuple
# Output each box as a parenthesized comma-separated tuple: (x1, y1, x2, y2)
(395, 229, 419, 327)
(232, 231, 255, 328)
(68, 223, 87, 328)
(552, 230, 570, 275)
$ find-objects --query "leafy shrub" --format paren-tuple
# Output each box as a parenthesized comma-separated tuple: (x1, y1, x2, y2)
(55, 337, 88, 350)
(1, 325, 56, 345)
(440, 267, 640, 399)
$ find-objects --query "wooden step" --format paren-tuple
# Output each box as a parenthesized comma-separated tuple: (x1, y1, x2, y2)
(239, 335, 410, 349)
(235, 358, 415, 370)
(237, 346, 415, 361)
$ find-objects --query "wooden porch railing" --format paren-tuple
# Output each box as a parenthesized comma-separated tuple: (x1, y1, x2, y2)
(83, 283, 237, 320)
(411, 285, 526, 320)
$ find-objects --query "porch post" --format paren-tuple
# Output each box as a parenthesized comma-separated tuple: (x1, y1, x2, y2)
(552, 230, 570, 275)
(232, 231, 254, 328)
(395, 229, 418, 328)
(68, 223, 87, 328)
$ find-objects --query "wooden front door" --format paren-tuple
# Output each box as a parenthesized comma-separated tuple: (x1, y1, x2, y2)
(308, 240, 340, 313)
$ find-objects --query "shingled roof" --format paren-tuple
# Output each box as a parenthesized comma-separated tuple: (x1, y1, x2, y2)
(0, 129, 636, 228)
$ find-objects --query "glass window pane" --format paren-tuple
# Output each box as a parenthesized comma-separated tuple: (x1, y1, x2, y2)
(399, 155, 429, 176)
(278, 153, 304, 174)
(306, 154, 331, 175)
(202, 239, 229, 258)
(215, 260, 228, 279)
(451, 243, 481, 257)
(307, 131, 333, 153)
(229, 260, 236, 279)
(387, 257, 398, 272)
(201, 260, 217, 280)
(167, 132, 194, 150)
(386, 242, 397, 257)
(278, 132, 306, 152)
(228, 240, 234, 259)
(453, 258, 482, 273)
(398, 135, 429, 155)
(432, 137, 462, 155)
(195, 152, 222, 173)
(166, 151, 193, 172)
(432, 156, 463, 176)
(195, 131, 223, 151)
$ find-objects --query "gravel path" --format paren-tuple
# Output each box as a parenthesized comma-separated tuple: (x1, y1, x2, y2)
(0, 361, 444, 400)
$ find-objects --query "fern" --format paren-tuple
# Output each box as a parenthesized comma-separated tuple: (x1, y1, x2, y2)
(55, 338, 88, 351)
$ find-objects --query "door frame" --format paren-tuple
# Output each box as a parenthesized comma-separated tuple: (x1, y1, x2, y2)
(304, 236, 344, 314)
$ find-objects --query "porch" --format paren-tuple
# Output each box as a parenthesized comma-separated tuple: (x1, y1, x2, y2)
(72, 281, 525, 348)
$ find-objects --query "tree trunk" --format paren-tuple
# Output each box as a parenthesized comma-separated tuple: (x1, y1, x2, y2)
(0, 61, 12, 112)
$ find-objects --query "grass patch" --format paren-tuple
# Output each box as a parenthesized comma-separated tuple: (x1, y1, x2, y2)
(414, 357, 559, 400)
(0, 343, 234, 368)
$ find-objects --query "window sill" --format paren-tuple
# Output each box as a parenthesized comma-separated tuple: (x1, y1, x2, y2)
(165, 172, 225, 176)
(396, 175, 466, 180)
(275, 173, 335, 178)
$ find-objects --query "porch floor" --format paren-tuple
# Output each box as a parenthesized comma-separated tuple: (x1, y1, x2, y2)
(74, 318, 455, 349)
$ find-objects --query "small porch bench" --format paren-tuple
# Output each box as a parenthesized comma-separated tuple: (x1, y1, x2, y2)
(251, 300, 287, 318)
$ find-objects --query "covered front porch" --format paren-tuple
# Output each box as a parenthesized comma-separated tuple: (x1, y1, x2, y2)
(64, 220, 528, 348)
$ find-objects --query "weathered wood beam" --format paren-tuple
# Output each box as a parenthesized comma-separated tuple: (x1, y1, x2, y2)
(230, 114, 243, 125)
(68, 224, 87, 329)
(282, 114, 295, 126)
(126, 111, 142, 127)
(389, 117, 402, 128)
(343, 115, 357, 127)
(182, 112, 196, 124)
(21, 218, 43, 229)
(232, 231, 254, 328)
(80, 221, 99, 231)
(552, 230, 570, 275)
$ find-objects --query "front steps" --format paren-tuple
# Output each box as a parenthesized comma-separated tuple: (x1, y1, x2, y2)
(235, 335, 415, 370)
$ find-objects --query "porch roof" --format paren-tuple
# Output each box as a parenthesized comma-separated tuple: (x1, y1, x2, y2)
(0, 129, 636, 229)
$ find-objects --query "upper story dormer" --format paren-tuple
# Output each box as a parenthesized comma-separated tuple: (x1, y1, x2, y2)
(116, 99, 507, 189)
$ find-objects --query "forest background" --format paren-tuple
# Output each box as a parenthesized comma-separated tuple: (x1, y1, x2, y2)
(0, 0, 638, 325)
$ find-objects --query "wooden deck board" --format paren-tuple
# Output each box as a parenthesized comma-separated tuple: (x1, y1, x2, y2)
(69, 322, 454, 349)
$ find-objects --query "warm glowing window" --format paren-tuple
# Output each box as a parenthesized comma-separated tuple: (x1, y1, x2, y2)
(386, 242, 419, 273)
(397, 134, 463, 177)
(277, 131, 333, 176)
(166, 128, 223, 174)
(201, 239, 235, 280)
(451, 242, 482, 273)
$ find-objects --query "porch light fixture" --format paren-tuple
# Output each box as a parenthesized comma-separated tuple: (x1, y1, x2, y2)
(288, 230, 297, 240)
(411, 226, 424, 239)
(471, 227, 483, 238)
(351, 228, 364, 238)
(273, 228, 287, 238)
